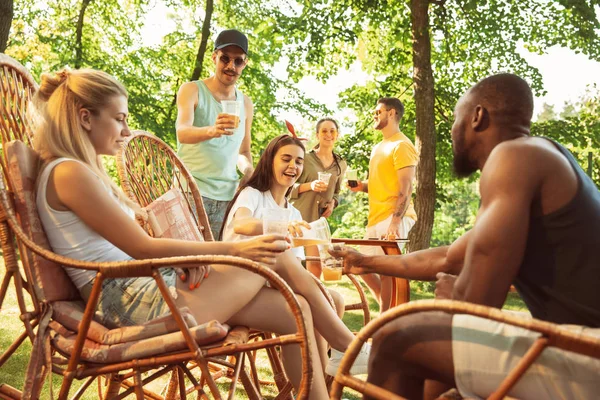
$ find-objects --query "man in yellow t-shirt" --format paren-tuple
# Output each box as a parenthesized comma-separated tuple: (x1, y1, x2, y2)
(349, 97, 418, 310)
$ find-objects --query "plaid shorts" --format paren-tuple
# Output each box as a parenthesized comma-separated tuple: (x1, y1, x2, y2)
(81, 268, 177, 329)
(453, 313, 600, 399)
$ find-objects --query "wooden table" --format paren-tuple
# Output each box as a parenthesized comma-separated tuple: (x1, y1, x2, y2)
(333, 238, 410, 310)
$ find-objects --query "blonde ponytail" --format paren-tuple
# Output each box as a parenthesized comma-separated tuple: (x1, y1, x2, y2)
(33, 68, 141, 213)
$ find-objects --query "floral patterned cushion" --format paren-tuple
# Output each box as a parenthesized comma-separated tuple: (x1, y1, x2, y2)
(50, 318, 229, 363)
(52, 300, 199, 345)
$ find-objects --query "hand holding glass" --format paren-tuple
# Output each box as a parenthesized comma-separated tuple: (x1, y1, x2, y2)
(221, 100, 241, 132)
(292, 217, 330, 248)
(346, 169, 358, 188)
(318, 172, 332, 189)
(262, 208, 291, 236)
(320, 242, 345, 281)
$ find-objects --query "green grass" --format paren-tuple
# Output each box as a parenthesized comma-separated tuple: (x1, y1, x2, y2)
(0, 268, 527, 399)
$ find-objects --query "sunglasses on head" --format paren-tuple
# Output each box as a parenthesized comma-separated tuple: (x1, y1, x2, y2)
(218, 54, 247, 67)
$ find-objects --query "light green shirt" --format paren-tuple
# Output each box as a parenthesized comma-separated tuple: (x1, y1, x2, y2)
(177, 80, 246, 201)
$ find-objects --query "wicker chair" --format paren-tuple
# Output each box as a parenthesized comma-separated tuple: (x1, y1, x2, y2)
(117, 130, 329, 398)
(329, 299, 600, 400)
(0, 54, 39, 379)
(1, 139, 312, 400)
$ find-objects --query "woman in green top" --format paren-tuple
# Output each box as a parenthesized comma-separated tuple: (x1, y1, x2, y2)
(290, 118, 347, 277)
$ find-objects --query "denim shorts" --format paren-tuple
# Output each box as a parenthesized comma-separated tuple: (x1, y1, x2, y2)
(80, 268, 177, 329)
(201, 196, 230, 240)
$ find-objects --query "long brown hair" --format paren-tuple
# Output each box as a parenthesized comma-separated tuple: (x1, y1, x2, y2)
(314, 117, 342, 175)
(219, 134, 305, 239)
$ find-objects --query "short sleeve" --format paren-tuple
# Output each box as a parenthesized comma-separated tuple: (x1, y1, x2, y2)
(393, 141, 419, 171)
(229, 187, 261, 219)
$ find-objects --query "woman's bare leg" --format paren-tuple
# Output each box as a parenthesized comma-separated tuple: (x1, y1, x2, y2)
(314, 288, 346, 370)
(227, 289, 328, 399)
(274, 250, 354, 351)
(174, 263, 269, 323)
(305, 245, 322, 278)
(361, 273, 382, 305)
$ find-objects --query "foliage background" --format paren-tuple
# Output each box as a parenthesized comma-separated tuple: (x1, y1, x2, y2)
(3, 0, 600, 251)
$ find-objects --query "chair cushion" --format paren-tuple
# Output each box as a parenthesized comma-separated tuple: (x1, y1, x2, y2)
(5, 140, 79, 302)
(52, 300, 199, 345)
(49, 318, 229, 363)
(143, 188, 204, 242)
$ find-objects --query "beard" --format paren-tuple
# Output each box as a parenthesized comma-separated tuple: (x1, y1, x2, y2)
(452, 131, 477, 178)
(374, 118, 387, 130)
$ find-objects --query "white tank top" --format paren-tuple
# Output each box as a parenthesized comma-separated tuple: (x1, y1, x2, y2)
(36, 158, 135, 289)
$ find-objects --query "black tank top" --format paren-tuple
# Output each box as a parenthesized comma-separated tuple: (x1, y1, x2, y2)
(515, 139, 600, 327)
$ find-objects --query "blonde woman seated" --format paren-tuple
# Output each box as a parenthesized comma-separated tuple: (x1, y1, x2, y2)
(32, 68, 367, 399)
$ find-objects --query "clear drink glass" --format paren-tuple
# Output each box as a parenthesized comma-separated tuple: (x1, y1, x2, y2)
(292, 217, 331, 247)
(346, 169, 358, 188)
(318, 172, 332, 188)
(221, 100, 241, 132)
(319, 242, 344, 281)
(262, 208, 291, 235)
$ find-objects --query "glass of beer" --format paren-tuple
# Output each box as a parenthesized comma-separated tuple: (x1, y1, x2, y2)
(221, 100, 241, 132)
(292, 217, 330, 247)
(319, 242, 344, 281)
(346, 169, 358, 188)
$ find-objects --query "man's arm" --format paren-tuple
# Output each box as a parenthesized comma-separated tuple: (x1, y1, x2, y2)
(453, 144, 538, 308)
(333, 230, 470, 279)
(387, 166, 416, 238)
(237, 95, 254, 184)
(176, 82, 235, 144)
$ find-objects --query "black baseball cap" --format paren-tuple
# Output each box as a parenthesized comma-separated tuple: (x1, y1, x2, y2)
(214, 29, 248, 54)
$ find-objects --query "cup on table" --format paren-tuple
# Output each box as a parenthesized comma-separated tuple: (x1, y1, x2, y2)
(221, 100, 241, 132)
(318, 172, 332, 189)
(346, 169, 358, 188)
(319, 242, 344, 281)
(262, 208, 291, 236)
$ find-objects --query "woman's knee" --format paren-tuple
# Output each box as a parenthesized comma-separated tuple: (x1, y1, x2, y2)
(279, 294, 313, 335)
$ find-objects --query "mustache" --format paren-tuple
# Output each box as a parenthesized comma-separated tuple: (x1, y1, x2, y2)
(223, 69, 239, 76)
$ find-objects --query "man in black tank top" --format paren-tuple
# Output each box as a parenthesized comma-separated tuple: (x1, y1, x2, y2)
(331, 74, 600, 399)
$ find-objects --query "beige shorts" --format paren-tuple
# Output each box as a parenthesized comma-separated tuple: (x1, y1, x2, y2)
(359, 214, 415, 256)
(452, 313, 600, 399)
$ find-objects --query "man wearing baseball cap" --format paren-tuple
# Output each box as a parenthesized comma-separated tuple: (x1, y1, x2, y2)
(176, 29, 254, 240)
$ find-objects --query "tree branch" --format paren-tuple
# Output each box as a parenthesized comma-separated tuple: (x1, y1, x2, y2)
(190, 0, 213, 82)
(75, 0, 93, 69)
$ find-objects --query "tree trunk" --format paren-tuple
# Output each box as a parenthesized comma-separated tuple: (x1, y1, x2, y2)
(190, 0, 213, 81)
(408, 0, 436, 252)
(0, 0, 13, 53)
(75, 0, 93, 69)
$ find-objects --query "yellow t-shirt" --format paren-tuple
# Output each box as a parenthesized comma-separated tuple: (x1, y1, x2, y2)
(367, 132, 418, 227)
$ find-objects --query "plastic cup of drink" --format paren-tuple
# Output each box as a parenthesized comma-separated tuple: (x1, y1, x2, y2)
(346, 169, 358, 188)
(319, 242, 344, 281)
(293, 217, 331, 247)
(318, 172, 332, 187)
(221, 100, 241, 132)
(262, 208, 291, 235)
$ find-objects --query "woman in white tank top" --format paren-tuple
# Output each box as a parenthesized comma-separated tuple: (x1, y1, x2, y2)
(32, 68, 367, 398)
